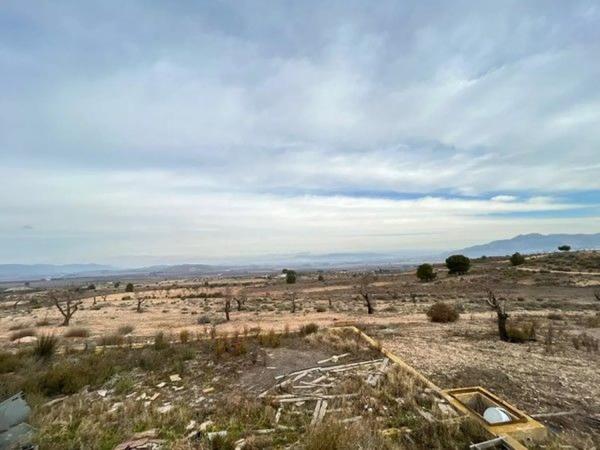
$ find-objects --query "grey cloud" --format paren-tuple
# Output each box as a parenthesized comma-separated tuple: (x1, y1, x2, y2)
(1, 1, 599, 262)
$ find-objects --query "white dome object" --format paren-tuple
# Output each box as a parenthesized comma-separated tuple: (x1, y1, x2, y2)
(483, 407, 511, 424)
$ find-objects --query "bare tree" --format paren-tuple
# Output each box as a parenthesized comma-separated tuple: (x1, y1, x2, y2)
(288, 290, 297, 313)
(235, 288, 247, 311)
(359, 274, 375, 314)
(224, 287, 232, 321)
(12, 295, 24, 309)
(486, 289, 509, 342)
(136, 294, 146, 313)
(50, 290, 83, 326)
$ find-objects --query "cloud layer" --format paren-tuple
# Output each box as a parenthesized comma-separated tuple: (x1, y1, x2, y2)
(1, 1, 599, 264)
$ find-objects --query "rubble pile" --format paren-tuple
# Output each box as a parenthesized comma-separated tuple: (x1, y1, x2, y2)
(257, 354, 461, 431)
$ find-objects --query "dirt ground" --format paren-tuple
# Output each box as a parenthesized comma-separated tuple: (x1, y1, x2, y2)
(1, 252, 600, 445)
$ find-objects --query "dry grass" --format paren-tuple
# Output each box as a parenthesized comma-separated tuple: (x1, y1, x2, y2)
(63, 327, 90, 338)
(9, 327, 36, 341)
(98, 333, 125, 346)
(117, 324, 134, 335)
(426, 302, 460, 323)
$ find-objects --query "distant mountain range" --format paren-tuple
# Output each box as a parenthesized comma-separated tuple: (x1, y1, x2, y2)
(2, 233, 599, 282)
(0, 264, 113, 282)
(453, 233, 600, 258)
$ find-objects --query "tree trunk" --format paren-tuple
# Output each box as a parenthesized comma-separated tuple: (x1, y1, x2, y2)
(225, 299, 231, 321)
(497, 312, 509, 341)
(364, 293, 374, 315)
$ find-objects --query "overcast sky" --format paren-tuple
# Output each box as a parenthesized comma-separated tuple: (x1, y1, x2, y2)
(1, 1, 599, 265)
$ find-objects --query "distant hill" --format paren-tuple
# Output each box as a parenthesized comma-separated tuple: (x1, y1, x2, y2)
(0, 264, 113, 282)
(453, 233, 600, 258)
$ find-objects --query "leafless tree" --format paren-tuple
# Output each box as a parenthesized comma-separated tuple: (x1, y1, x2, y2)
(288, 290, 297, 313)
(50, 290, 83, 326)
(136, 294, 146, 313)
(486, 289, 509, 342)
(235, 288, 247, 311)
(359, 274, 375, 314)
(224, 287, 232, 321)
(12, 295, 24, 309)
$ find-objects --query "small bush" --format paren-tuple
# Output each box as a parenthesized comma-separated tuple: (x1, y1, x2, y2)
(125, 283, 134, 292)
(426, 302, 460, 323)
(197, 315, 212, 324)
(64, 327, 90, 338)
(34, 334, 58, 359)
(506, 322, 536, 343)
(153, 331, 169, 350)
(179, 329, 190, 344)
(572, 333, 599, 352)
(117, 324, 134, 335)
(416, 263, 436, 281)
(9, 328, 36, 341)
(445, 254, 471, 274)
(510, 252, 525, 266)
(258, 329, 281, 347)
(547, 312, 563, 321)
(299, 323, 319, 336)
(315, 305, 326, 313)
(0, 351, 22, 373)
(35, 317, 51, 327)
(98, 334, 125, 346)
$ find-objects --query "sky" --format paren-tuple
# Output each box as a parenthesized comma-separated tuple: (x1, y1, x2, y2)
(1, 1, 600, 266)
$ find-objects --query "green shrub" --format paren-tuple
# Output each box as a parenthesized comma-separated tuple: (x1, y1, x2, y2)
(510, 252, 525, 266)
(34, 334, 58, 359)
(416, 263, 436, 282)
(445, 255, 471, 274)
(558, 245, 571, 252)
(426, 302, 460, 323)
(286, 271, 297, 284)
(125, 283, 134, 292)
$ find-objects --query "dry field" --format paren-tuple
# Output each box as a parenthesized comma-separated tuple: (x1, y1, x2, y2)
(1, 251, 599, 448)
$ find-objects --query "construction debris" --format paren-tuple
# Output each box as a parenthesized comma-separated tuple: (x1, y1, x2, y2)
(113, 429, 165, 450)
(0, 392, 36, 450)
(257, 355, 460, 432)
